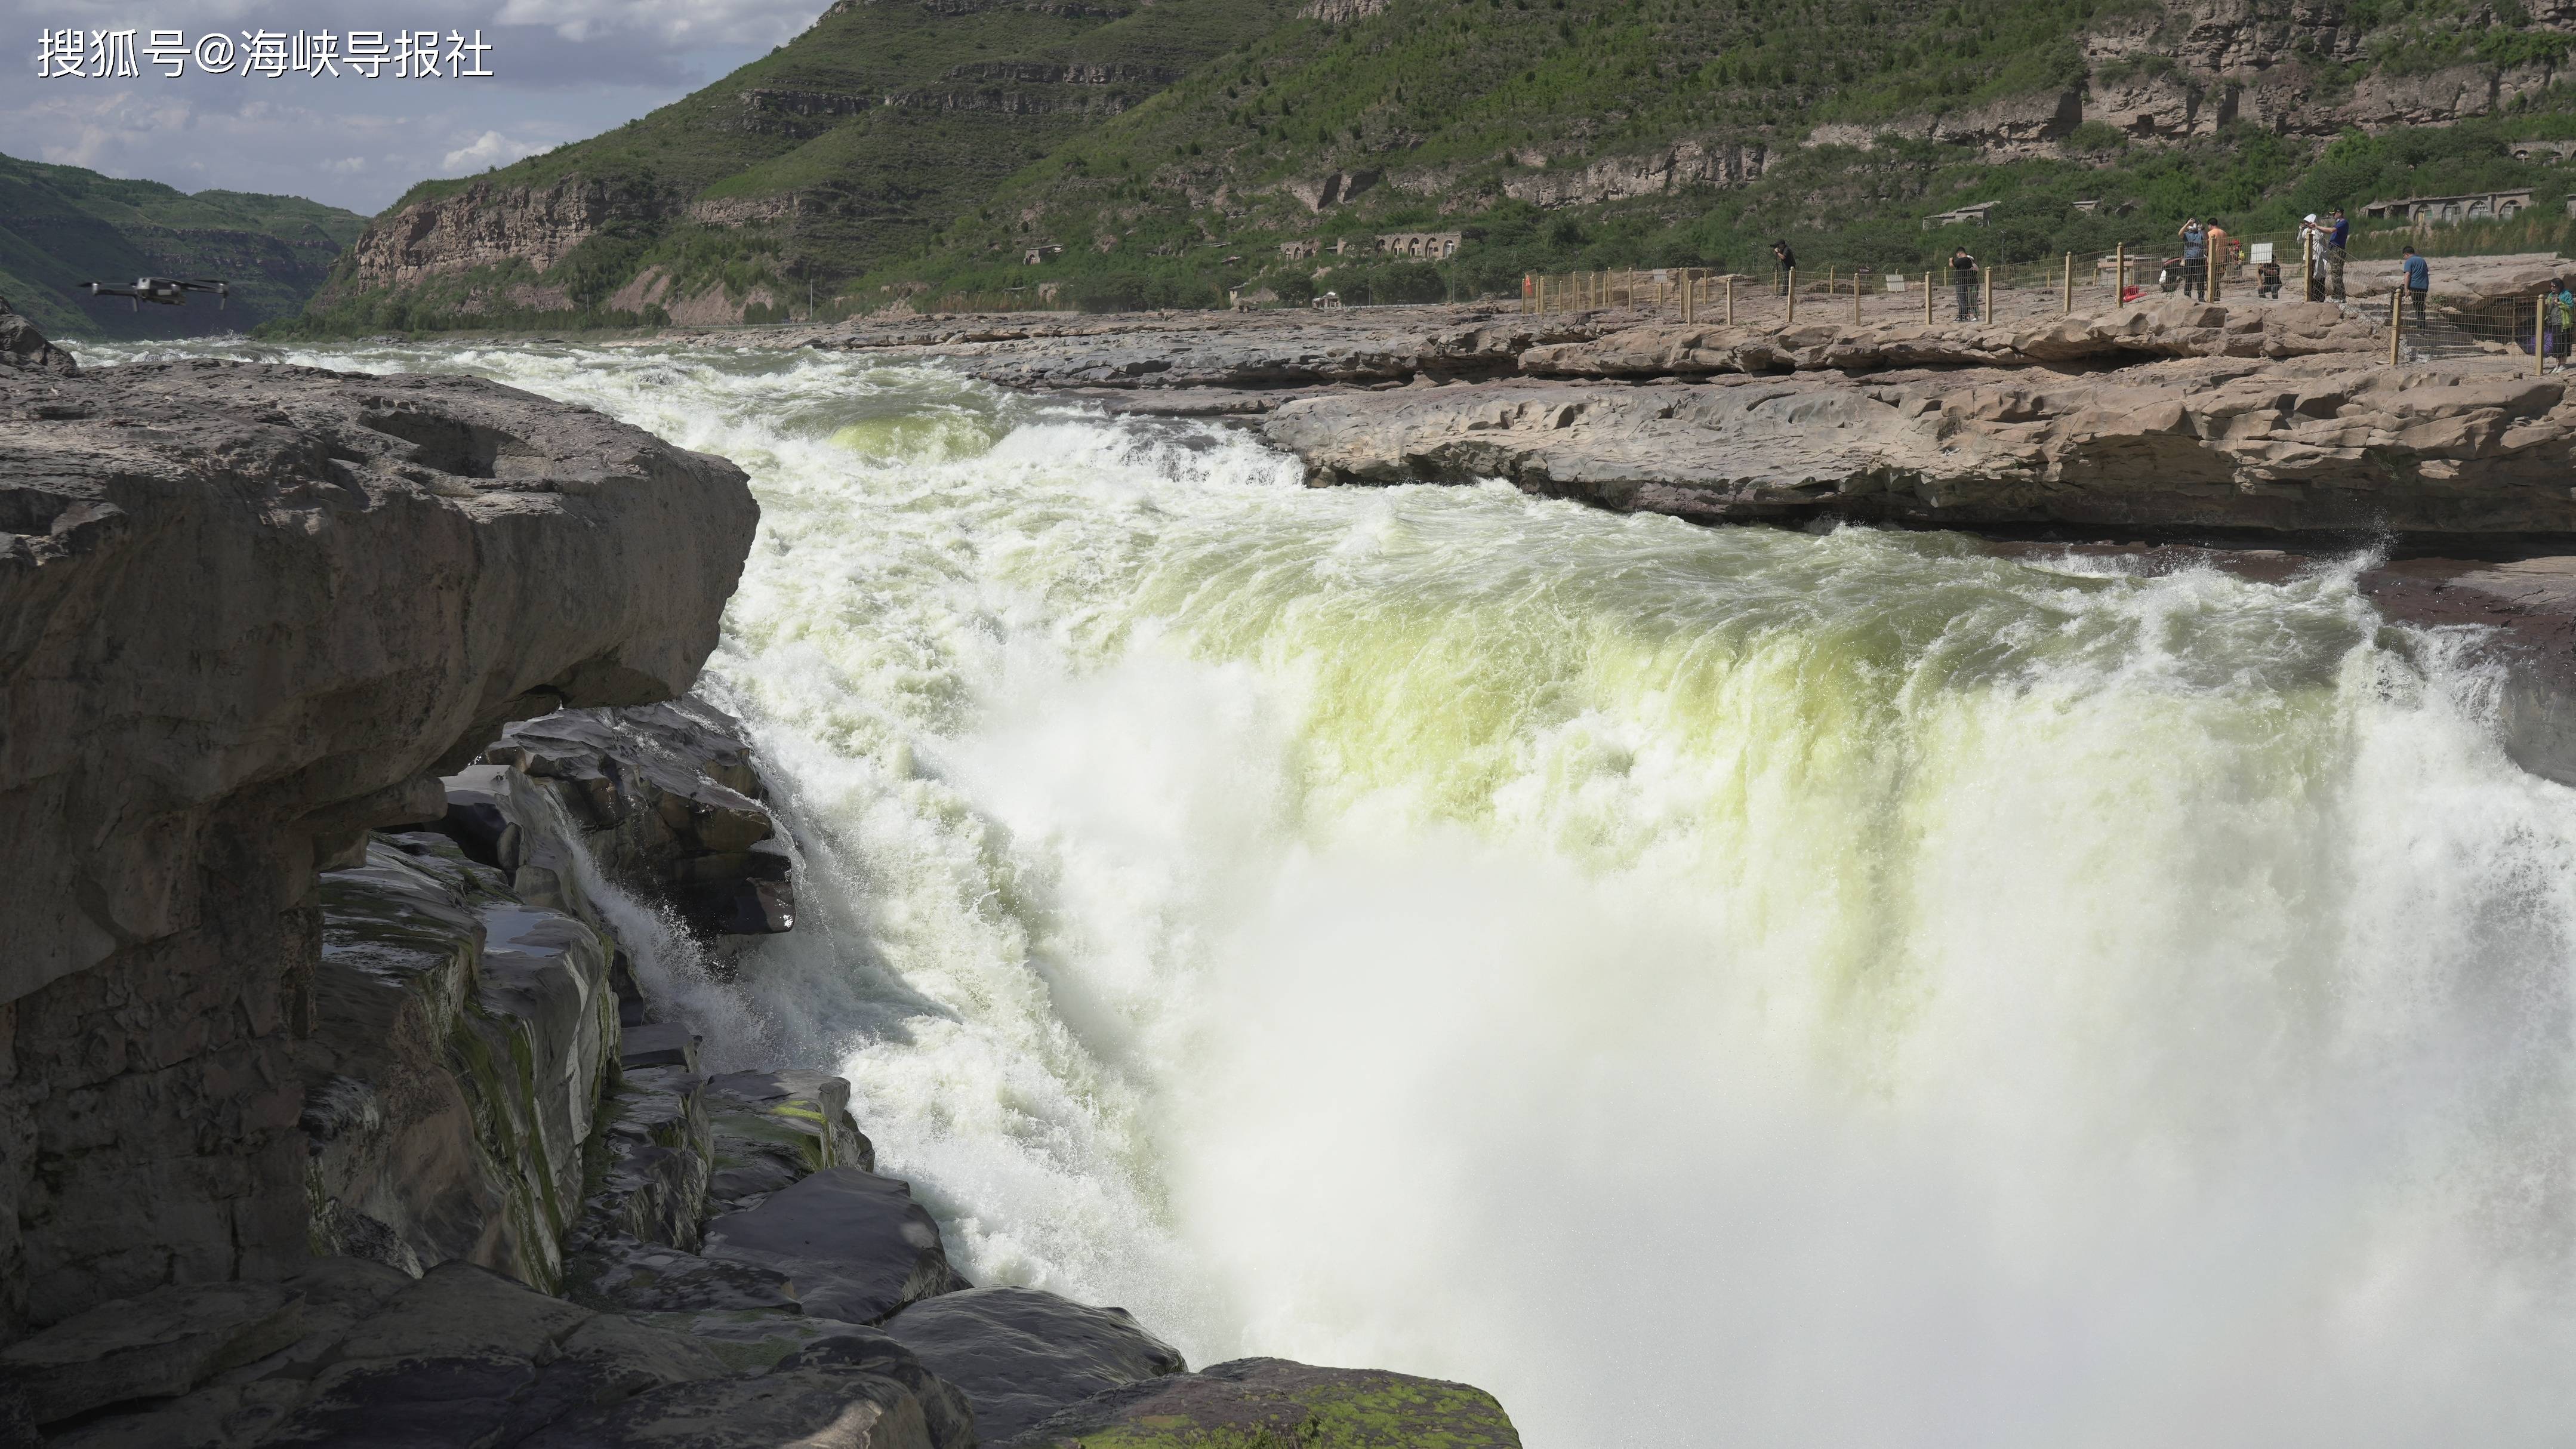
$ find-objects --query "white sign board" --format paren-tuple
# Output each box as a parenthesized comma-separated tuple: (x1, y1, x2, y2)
(2250, 242, 2274, 264)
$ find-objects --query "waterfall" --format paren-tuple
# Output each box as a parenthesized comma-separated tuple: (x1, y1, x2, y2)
(125, 337, 2576, 1447)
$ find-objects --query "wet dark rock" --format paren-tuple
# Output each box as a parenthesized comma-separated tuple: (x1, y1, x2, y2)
(0, 1281, 305, 1423)
(702, 1071, 876, 1216)
(881, 1285, 1186, 1444)
(701, 1169, 969, 1325)
(571, 1240, 803, 1315)
(517, 1363, 940, 1449)
(620, 1022, 702, 1072)
(477, 701, 797, 936)
(1008, 1355, 1524, 1448)
(775, 1330, 978, 1449)
(301, 836, 617, 1291)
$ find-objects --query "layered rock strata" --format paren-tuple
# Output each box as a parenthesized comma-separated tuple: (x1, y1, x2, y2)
(0, 352, 757, 1340)
(1260, 357, 2576, 533)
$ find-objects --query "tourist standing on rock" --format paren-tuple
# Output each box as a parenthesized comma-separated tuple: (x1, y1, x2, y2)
(2402, 246, 2430, 326)
(2327, 208, 2350, 301)
(2300, 215, 2329, 303)
(1951, 246, 1979, 321)
(2179, 218, 2207, 300)
(2205, 220, 2231, 290)
(1773, 240, 1797, 297)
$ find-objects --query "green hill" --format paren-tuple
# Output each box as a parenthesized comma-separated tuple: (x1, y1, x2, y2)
(287, 0, 2576, 332)
(0, 155, 367, 340)
(285, 0, 1303, 334)
(891, 0, 2576, 309)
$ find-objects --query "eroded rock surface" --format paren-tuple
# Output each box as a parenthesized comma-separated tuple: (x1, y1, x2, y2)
(0, 348, 757, 1338)
(881, 1287, 1186, 1444)
(1007, 1356, 1523, 1449)
(0, 297, 77, 376)
(1262, 358, 2576, 534)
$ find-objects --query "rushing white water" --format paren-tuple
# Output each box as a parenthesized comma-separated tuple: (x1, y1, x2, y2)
(99, 338, 2576, 1445)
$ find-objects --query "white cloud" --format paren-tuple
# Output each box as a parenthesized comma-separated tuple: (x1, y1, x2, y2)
(492, 0, 822, 48)
(441, 129, 544, 172)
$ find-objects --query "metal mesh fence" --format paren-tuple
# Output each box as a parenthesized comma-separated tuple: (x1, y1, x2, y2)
(1519, 243, 2571, 377)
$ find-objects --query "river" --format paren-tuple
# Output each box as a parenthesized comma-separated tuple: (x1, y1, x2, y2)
(103, 338, 2576, 1446)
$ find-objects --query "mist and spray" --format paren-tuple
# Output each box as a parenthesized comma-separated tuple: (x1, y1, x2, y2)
(104, 338, 2576, 1446)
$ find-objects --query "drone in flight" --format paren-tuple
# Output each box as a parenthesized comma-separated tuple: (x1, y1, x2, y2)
(81, 277, 229, 311)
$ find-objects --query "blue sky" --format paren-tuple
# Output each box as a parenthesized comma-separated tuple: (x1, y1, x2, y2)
(4, 0, 830, 212)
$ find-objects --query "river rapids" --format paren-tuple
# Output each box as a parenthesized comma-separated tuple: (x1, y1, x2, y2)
(102, 339, 2576, 1446)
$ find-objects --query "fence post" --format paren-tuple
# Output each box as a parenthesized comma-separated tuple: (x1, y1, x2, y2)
(1982, 264, 1993, 324)
(2063, 252, 2073, 315)
(1727, 275, 1736, 326)
(1786, 268, 1796, 326)
(2115, 242, 2125, 306)
(2540, 295, 2549, 377)
(2388, 288, 2401, 366)
(1924, 270, 1933, 326)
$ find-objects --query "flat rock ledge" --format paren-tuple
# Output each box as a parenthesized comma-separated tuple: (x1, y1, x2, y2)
(760, 294, 2576, 539)
(1262, 358, 2576, 534)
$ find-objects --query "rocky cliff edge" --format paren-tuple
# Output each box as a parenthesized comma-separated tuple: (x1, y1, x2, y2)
(0, 333, 759, 1336)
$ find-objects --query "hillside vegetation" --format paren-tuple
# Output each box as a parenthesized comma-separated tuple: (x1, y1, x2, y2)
(285, 0, 2576, 332)
(0, 154, 366, 339)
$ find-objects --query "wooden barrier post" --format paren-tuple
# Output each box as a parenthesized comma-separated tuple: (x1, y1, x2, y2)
(1786, 268, 1796, 326)
(1853, 277, 1863, 326)
(2115, 242, 2125, 306)
(2540, 295, 2549, 377)
(1924, 270, 1933, 326)
(1727, 275, 1736, 326)
(2063, 252, 2073, 315)
(1982, 264, 1993, 325)
(2389, 288, 2402, 366)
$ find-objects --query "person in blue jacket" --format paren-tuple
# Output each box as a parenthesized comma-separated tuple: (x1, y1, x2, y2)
(2402, 246, 2430, 327)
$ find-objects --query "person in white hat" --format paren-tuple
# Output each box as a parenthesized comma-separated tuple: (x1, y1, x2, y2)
(2298, 214, 2327, 302)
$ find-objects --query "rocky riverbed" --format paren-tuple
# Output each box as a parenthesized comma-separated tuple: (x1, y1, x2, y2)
(736, 260, 2576, 541)
(0, 303, 1522, 1448)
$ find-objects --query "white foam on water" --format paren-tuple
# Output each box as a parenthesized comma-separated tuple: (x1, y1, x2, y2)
(109, 337, 2576, 1447)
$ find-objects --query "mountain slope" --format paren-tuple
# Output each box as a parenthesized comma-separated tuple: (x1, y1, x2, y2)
(292, 0, 2576, 333)
(287, 0, 1303, 334)
(892, 0, 2576, 307)
(0, 155, 366, 340)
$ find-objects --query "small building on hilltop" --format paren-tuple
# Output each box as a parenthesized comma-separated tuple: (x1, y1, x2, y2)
(1921, 201, 2000, 230)
(2362, 190, 2535, 224)
(1375, 231, 1463, 259)
(1280, 239, 1321, 260)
